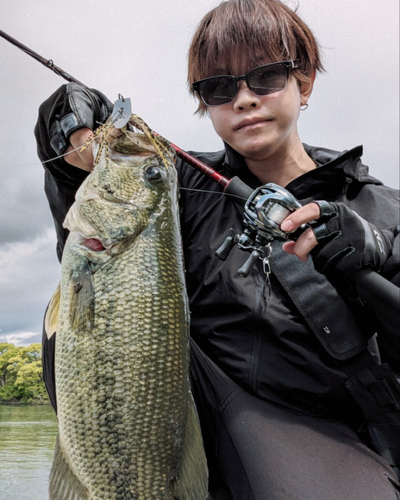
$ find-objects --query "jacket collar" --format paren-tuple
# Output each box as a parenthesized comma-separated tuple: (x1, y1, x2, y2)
(223, 142, 382, 197)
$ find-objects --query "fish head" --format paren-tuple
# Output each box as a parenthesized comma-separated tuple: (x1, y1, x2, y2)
(63, 126, 177, 261)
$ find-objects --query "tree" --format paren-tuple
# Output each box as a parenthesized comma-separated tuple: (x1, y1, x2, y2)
(15, 359, 47, 403)
(0, 342, 49, 403)
(0, 343, 19, 387)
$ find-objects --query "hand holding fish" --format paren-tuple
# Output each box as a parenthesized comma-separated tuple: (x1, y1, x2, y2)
(35, 82, 113, 172)
(64, 127, 93, 170)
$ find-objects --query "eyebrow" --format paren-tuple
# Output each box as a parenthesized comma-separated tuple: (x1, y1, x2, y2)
(251, 57, 265, 66)
(214, 58, 270, 76)
(210, 68, 231, 76)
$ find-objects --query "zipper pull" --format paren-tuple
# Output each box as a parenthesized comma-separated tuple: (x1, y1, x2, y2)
(262, 244, 272, 299)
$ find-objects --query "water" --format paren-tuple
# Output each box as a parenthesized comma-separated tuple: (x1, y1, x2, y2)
(0, 405, 58, 500)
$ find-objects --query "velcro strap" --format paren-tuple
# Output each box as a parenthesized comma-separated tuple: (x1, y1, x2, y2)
(50, 132, 68, 156)
(60, 112, 80, 138)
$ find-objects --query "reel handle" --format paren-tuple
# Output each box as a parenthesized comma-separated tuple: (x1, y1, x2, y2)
(237, 250, 262, 277)
(215, 229, 236, 261)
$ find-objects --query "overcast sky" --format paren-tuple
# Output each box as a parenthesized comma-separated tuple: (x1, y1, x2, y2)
(0, 0, 398, 347)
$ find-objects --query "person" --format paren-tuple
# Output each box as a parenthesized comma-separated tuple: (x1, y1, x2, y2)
(35, 0, 400, 498)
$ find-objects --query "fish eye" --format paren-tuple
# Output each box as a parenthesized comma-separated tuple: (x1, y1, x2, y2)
(144, 166, 164, 184)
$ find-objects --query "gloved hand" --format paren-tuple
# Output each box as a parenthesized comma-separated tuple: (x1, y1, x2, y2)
(34, 83, 113, 176)
(281, 201, 393, 275)
(309, 201, 392, 274)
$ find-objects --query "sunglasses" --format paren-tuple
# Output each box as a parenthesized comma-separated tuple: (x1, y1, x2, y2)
(192, 60, 298, 106)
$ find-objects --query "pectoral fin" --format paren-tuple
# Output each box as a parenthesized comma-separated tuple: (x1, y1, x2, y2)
(69, 260, 95, 331)
(44, 284, 60, 340)
(171, 394, 209, 500)
(49, 434, 90, 500)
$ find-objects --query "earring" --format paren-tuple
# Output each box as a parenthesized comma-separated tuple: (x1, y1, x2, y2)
(300, 103, 309, 111)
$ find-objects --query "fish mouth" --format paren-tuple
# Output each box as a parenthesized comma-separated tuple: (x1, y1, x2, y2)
(64, 204, 118, 254)
(77, 235, 121, 254)
(75, 234, 129, 259)
(67, 233, 121, 266)
(71, 232, 114, 256)
(81, 238, 106, 252)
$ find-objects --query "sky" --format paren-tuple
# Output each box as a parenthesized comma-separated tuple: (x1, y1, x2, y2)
(0, 0, 399, 347)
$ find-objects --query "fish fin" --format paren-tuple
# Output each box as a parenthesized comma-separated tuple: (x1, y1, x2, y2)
(69, 260, 95, 331)
(171, 394, 209, 500)
(44, 284, 61, 340)
(49, 433, 90, 500)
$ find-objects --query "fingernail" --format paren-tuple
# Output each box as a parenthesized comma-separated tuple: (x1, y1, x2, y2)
(281, 220, 293, 231)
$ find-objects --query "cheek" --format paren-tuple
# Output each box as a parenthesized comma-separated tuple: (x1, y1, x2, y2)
(265, 91, 301, 131)
(281, 101, 301, 127)
(208, 109, 229, 139)
(282, 81, 302, 116)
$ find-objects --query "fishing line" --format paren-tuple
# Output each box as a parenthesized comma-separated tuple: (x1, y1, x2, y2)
(2, 30, 398, 327)
(1, 30, 231, 188)
(1, 146, 88, 170)
(2, 150, 245, 202)
(0, 111, 125, 170)
(178, 186, 247, 202)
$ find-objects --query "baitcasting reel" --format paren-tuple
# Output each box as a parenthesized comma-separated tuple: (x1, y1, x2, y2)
(216, 183, 304, 277)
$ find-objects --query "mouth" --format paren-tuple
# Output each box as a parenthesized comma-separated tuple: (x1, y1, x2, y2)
(235, 117, 272, 131)
(81, 238, 106, 252)
(77, 235, 130, 258)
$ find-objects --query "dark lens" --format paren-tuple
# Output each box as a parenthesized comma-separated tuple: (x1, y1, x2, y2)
(199, 76, 237, 105)
(247, 63, 288, 96)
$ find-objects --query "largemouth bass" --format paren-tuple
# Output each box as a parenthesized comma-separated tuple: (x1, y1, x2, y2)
(45, 118, 208, 499)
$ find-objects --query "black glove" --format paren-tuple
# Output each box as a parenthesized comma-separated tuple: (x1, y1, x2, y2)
(34, 83, 113, 177)
(310, 201, 393, 274)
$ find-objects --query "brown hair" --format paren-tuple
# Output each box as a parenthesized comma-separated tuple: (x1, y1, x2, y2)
(188, 0, 324, 114)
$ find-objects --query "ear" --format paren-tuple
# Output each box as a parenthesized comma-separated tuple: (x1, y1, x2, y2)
(299, 70, 316, 107)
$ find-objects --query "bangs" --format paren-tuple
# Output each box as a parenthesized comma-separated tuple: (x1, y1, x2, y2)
(191, 3, 294, 79)
(188, 0, 323, 114)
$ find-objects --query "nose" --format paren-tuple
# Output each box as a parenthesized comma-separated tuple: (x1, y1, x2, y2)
(232, 81, 261, 112)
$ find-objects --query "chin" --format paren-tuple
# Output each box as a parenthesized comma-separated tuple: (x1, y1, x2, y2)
(238, 142, 275, 160)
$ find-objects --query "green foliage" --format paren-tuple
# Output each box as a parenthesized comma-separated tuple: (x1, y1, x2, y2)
(0, 343, 49, 404)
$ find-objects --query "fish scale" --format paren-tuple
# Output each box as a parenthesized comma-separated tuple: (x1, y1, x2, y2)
(46, 121, 208, 499)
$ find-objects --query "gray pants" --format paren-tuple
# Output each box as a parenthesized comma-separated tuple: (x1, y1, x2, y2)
(190, 340, 400, 500)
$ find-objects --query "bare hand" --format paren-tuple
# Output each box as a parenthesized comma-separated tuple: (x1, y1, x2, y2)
(64, 127, 94, 171)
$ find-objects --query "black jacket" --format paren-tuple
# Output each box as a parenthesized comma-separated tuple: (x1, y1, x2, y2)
(42, 139, 400, 417)
(176, 143, 400, 413)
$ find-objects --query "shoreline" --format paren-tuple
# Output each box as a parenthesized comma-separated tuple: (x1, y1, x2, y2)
(0, 401, 51, 406)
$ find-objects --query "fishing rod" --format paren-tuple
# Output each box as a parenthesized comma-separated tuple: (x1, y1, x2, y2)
(1, 30, 399, 310)
(0, 30, 86, 86)
(0, 29, 229, 187)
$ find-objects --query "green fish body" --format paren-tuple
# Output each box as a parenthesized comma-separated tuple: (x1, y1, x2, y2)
(47, 125, 208, 500)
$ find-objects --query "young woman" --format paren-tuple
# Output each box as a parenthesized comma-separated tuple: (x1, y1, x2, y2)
(35, 1, 400, 498)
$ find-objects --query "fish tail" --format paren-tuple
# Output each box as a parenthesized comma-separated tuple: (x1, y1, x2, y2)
(49, 434, 90, 500)
(172, 395, 209, 500)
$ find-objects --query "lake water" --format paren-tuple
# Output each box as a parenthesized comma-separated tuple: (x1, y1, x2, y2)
(0, 405, 58, 500)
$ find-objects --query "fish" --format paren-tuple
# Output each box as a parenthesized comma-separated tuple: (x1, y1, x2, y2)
(44, 117, 208, 500)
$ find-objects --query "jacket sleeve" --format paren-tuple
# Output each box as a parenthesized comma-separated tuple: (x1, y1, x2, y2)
(44, 170, 84, 262)
(381, 225, 400, 286)
(372, 225, 400, 371)
(335, 180, 399, 370)
(34, 85, 93, 261)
